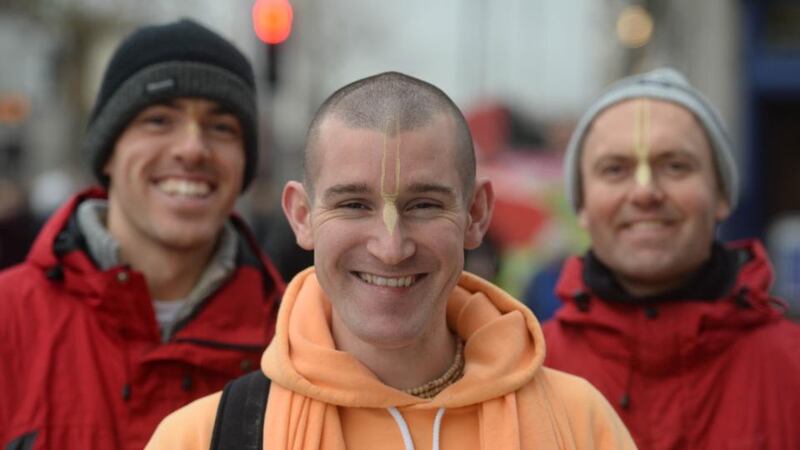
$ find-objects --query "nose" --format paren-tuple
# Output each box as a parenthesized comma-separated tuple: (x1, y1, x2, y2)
(366, 221, 416, 266)
(172, 120, 209, 166)
(628, 175, 665, 208)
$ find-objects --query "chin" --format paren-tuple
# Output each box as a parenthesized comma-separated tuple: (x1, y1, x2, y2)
(612, 253, 670, 277)
(619, 260, 685, 284)
(156, 226, 220, 250)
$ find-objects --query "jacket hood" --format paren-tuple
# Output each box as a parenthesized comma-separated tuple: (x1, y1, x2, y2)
(262, 267, 545, 409)
(26, 186, 106, 270)
(23, 186, 283, 352)
(552, 239, 783, 373)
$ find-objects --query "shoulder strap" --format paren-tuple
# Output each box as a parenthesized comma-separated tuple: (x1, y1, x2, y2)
(210, 370, 271, 450)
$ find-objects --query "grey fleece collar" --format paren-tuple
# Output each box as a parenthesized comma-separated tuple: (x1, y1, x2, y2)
(76, 199, 239, 341)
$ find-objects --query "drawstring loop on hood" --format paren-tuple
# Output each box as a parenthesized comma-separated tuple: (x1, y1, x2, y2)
(388, 406, 447, 450)
(573, 291, 591, 312)
(619, 358, 635, 411)
(735, 287, 750, 309)
(737, 286, 789, 314)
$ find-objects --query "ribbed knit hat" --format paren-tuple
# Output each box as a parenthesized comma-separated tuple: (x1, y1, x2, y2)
(564, 68, 738, 212)
(84, 18, 258, 191)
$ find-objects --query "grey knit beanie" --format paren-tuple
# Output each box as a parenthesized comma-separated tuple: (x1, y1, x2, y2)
(84, 18, 258, 191)
(564, 67, 738, 211)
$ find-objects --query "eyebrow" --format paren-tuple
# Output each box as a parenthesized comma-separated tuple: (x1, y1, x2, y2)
(597, 146, 697, 159)
(652, 148, 699, 159)
(406, 182, 458, 199)
(322, 183, 373, 201)
(208, 104, 236, 116)
(321, 182, 457, 201)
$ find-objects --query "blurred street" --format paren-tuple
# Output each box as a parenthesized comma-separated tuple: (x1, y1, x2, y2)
(1, 0, 799, 318)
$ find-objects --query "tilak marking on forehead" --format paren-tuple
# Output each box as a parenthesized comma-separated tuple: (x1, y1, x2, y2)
(186, 102, 201, 140)
(381, 120, 401, 236)
(634, 99, 652, 186)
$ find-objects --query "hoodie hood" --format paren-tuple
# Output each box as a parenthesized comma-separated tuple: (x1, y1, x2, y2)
(262, 267, 545, 408)
(145, 267, 637, 450)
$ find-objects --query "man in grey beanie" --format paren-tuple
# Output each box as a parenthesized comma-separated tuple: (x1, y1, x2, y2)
(543, 68, 800, 450)
(0, 19, 284, 450)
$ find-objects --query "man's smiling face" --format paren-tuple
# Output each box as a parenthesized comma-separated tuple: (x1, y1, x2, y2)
(104, 97, 244, 252)
(578, 99, 730, 296)
(284, 113, 490, 349)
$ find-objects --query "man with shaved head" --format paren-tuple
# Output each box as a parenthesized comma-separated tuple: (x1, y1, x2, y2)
(543, 68, 800, 449)
(147, 72, 635, 450)
(303, 72, 476, 199)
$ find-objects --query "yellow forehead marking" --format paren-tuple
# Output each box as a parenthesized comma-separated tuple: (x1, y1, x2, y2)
(380, 121, 401, 235)
(186, 102, 201, 139)
(634, 99, 652, 186)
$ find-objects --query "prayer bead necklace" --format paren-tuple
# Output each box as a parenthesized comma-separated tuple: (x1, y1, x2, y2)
(403, 339, 465, 399)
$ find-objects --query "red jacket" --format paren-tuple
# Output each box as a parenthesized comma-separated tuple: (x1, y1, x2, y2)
(542, 240, 800, 450)
(0, 188, 284, 450)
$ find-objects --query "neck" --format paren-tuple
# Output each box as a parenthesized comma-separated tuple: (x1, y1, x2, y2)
(584, 244, 736, 304)
(125, 244, 215, 300)
(614, 252, 712, 299)
(108, 215, 217, 301)
(614, 275, 689, 298)
(331, 312, 458, 391)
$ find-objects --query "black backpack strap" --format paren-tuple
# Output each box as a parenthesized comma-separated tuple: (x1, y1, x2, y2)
(210, 370, 271, 450)
(5, 431, 38, 450)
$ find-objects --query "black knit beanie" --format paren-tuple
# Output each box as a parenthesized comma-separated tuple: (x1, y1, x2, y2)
(84, 18, 258, 191)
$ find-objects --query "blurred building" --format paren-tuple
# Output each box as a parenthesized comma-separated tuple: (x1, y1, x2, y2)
(0, 0, 741, 195)
(11, 1, 800, 310)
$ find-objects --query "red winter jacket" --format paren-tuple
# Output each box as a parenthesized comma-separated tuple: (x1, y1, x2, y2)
(0, 188, 284, 450)
(543, 240, 800, 450)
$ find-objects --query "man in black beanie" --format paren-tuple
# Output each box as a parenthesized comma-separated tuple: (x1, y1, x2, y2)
(0, 18, 284, 450)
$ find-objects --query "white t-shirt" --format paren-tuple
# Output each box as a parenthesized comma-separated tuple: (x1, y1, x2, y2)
(152, 298, 190, 333)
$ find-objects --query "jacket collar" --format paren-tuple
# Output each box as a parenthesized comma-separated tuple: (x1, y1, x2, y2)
(26, 187, 284, 353)
(553, 239, 783, 372)
(26, 186, 107, 271)
(581, 242, 743, 304)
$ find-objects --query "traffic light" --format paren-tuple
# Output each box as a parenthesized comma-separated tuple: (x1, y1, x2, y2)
(252, 0, 293, 45)
(252, 0, 293, 90)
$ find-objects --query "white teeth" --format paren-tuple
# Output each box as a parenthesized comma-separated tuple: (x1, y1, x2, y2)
(157, 178, 211, 198)
(630, 220, 666, 229)
(358, 272, 415, 288)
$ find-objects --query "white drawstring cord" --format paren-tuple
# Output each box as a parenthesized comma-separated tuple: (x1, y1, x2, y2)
(432, 407, 446, 450)
(387, 406, 447, 450)
(388, 407, 415, 450)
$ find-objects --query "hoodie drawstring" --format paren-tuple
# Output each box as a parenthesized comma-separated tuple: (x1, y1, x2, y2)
(432, 407, 445, 450)
(388, 407, 414, 450)
(388, 406, 447, 450)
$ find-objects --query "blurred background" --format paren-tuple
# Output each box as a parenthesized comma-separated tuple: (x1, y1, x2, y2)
(1, 0, 799, 319)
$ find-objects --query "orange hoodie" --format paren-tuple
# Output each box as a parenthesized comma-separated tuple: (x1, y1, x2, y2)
(147, 269, 636, 450)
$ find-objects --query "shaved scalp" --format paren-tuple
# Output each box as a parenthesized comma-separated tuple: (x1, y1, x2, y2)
(304, 71, 476, 200)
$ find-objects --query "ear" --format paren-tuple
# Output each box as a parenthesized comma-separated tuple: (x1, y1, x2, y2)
(282, 181, 314, 250)
(103, 152, 115, 176)
(714, 196, 731, 222)
(464, 178, 495, 250)
(577, 206, 590, 230)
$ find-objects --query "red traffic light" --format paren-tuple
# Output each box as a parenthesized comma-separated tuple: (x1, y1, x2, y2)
(252, 0, 293, 44)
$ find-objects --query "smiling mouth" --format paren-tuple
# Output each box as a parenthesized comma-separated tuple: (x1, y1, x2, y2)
(155, 178, 213, 199)
(355, 272, 421, 288)
(622, 219, 673, 230)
